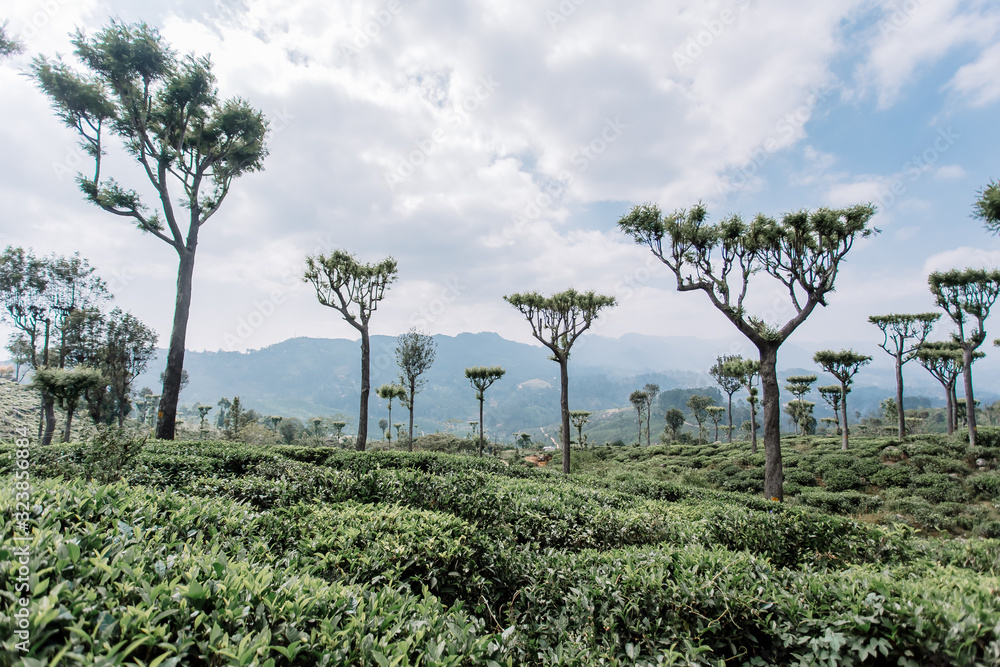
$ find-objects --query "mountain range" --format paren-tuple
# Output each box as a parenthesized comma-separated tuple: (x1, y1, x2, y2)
(130, 331, 1000, 441)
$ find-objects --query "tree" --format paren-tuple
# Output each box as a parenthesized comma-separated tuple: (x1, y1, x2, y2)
(974, 180, 1000, 232)
(216, 397, 231, 429)
(665, 408, 686, 442)
(223, 396, 247, 440)
(869, 313, 940, 438)
(0, 22, 23, 58)
(378, 418, 388, 439)
(505, 288, 616, 473)
(915, 341, 980, 435)
(813, 350, 871, 450)
(619, 202, 877, 501)
(0, 246, 109, 444)
(629, 389, 648, 444)
(32, 22, 269, 439)
(817, 385, 843, 435)
(928, 269, 1000, 447)
(198, 405, 214, 430)
(706, 405, 726, 442)
(375, 383, 407, 445)
(642, 383, 660, 446)
(783, 375, 817, 435)
(709, 356, 743, 443)
(570, 410, 591, 449)
(395, 328, 436, 452)
(686, 394, 714, 444)
(725, 357, 761, 453)
(784, 400, 815, 436)
(465, 365, 506, 456)
(304, 251, 397, 450)
(30, 366, 105, 442)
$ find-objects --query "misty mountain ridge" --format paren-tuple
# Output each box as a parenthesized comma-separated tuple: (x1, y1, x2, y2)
(127, 331, 1000, 438)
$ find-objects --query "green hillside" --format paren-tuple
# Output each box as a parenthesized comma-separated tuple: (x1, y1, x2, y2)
(2, 431, 999, 665)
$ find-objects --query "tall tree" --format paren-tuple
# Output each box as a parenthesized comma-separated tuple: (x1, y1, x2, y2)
(915, 341, 979, 435)
(304, 251, 397, 450)
(642, 383, 660, 447)
(686, 394, 714, 444)
(724, 357, 760, 453)
(928, 269, 1000, 447)
(396, 328, 436, 452)
(465, 365, 506, 456)
(783, 375, 817, 435)
(813, 349, 871, 450)
(709, 355, 743, 443)
(570, 410, 591, 449)
(619, 203, 877, 501)
(32, 21, 269, 439)
(505, 288, 616, 474)
(375, 383, 407, 446)
(628, 389, 648, 445)
(974, 180, 1000, 231)
(868, 313, 940, 439)
(817, 385, 843, 435)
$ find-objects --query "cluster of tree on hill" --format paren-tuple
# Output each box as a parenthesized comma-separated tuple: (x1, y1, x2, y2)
(0, 247, 157, 445)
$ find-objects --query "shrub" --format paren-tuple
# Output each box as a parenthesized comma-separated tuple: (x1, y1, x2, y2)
(871, 464, 913, 488)
(968, 471, 1000, 499)
(822, 469, 863, 492)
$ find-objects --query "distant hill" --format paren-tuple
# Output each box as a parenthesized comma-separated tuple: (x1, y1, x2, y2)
(126, 331, 1000, 442)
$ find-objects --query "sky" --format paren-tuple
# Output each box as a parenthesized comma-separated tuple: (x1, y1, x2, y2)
(1, 0, 999, 368)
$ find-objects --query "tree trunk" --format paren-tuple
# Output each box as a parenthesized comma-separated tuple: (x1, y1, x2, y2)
(156, 248, 196, 440)
(477, 396, 485, 456)
(962, 346, 977, 447)
(750, 401, 757, 454)
(387, 403, 392, 445)
(840, 381, 850, 450)
(636, 408, 642, 445)
(41, 393, 56, 447)
(407, 388, 415, 452)
(646, 411, 651, 447)
(727, 393, 733, 443)
(945, 384, 954, 435)
(63, 404, 75, 443)
(356, 327, 371, 451)
(757, 343, 783, 501)
(895, 351, 906, 439)
(559, 356, 571, 474)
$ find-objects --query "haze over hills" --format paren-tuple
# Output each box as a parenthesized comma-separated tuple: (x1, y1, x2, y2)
(130, 331, 1000, 440)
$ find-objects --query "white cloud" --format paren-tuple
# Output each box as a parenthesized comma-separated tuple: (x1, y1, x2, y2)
(934, 164, 966, 181)
(923, 247, 1000, 275)
(948, 41, 1000, 107)
(1, 0, 996, 355)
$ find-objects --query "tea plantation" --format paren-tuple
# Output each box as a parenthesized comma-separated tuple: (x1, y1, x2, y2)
(2, 434, 999, 665)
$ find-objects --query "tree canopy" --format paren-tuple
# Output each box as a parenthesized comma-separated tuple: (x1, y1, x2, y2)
(396, 328, 436, 452)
